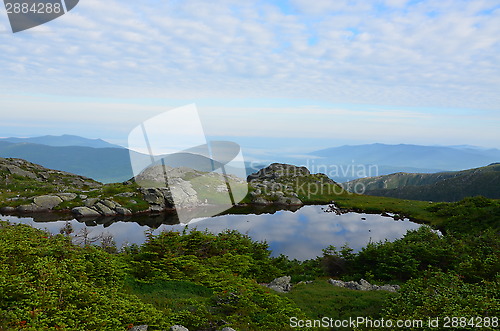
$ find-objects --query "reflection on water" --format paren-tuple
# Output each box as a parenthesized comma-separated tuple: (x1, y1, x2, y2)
(1, 205, 422, 260)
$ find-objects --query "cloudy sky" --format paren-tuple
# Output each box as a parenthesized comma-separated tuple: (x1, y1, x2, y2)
(1, 0, 499, 155)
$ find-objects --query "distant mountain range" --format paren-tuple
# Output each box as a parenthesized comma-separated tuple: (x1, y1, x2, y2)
(342, 163, 500, 202)
(291, 143, 500, 182)
(0, 136, 249, 183)
(1, 135, 499, 188)
(310, 143, 500, 171)
(0, 134, 123, 149)
(0, 141, 138, 183)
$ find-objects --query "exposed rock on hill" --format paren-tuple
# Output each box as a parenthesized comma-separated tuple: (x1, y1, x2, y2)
(328, 278, 400, 292)
(247, 163, 341, 205)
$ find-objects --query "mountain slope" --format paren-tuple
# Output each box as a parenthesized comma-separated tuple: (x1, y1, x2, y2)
(0, 134, 123, 149)
(0, 141, 143, 183)
(342, 163, 500, 202)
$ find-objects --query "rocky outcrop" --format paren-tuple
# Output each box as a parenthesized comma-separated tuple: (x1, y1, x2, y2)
(266, 276, 292, 293)
(328, 278, 400, 292)
(0, 157, 101, 189)
(248, 163, 311, 181)
(33, 195, 63, 210)
(247, 163, 339, 206)
(71, 199, 132, 218)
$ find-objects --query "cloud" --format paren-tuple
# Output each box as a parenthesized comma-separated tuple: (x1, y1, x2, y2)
(0, 0, 499, 147)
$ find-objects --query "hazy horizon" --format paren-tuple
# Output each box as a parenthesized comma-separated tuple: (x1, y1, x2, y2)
(1, 1, 499, 152)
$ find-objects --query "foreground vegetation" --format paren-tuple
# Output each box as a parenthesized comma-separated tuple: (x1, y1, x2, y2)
(0, 197, 498, 330)
(1, 159, 499, 330)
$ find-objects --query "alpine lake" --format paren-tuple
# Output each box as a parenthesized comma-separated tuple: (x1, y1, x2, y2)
(2, 205, 423, 261)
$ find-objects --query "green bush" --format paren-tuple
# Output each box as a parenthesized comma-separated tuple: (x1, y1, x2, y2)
(383, 271, 499, 330)
(0, 222, 169, 330)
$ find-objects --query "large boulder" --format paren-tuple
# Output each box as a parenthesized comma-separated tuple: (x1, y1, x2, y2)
(33, 195, 63, 210)
(2, 164, 37, 179)
(72, 206, 101, 217)
(94, 202, 116, 216)
(267, 276, 292, 293)
(57, 193, 77, 201)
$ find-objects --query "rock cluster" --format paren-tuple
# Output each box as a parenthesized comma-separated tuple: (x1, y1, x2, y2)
(247, 163, 339, 206)
(72, 198, 132, 217)
(1, 193, 80, 214)
(328, 278, 400, 292)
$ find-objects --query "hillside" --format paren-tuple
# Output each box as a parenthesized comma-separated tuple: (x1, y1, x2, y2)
(0, 141, 143, 183)
(342, 163, 500, 202)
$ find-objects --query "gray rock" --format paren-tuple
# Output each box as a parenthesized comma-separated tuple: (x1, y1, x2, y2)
(328, 279, 346, 287)
(79, 194, 88, 200)
(0, 206, 15, 213)
(72, 207, 101, 217)
(252, 197, 271, 205)
(169, 181, 199, 208)
(142, 188, 165, 205)
(33, 195, 63, 210)
(115, 192, 134, 197)
(4, 164, 37, 179)
(149, 204, 164, 213)
(359, 279, 373, 291)
(84, 198, 99, 207)
(344, 281, 362, 290)
(16, 204, 35, 213)
(267, 276, 292, 293)
(94, 202, 116, 216)
(250, 189, 262, 196)
(328, 278, 399, 292)
(221, 328, 236, 331)
(130, 326, 148, 331)
(101, 199, 118, 209)
(169, 326, 189, 331)
(57, 193, 77, 201)
(115, 207, 132, 216)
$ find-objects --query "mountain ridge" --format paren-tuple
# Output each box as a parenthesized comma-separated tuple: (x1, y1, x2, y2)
(0, 134, 123, 149)
(342, 163, 500, 202)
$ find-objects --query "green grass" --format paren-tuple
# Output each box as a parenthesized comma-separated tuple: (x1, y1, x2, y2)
(124, 279, 214, 312)
(285, 279, 395, 327)
(332, 192, 444, 225)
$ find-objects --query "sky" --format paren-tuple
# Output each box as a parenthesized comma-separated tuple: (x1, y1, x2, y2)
(1, 0, 499, 156)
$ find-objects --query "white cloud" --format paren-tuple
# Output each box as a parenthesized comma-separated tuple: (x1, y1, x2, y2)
(0, 0, 499, 147)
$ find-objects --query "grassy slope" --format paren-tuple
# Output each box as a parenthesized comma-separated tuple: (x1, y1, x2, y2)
(343, 163, 500, 202)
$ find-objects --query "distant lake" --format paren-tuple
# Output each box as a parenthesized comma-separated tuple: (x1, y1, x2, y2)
(1, 206, 423, 260)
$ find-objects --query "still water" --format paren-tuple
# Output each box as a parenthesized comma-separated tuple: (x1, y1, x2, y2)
(1, 205, 423, 260)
